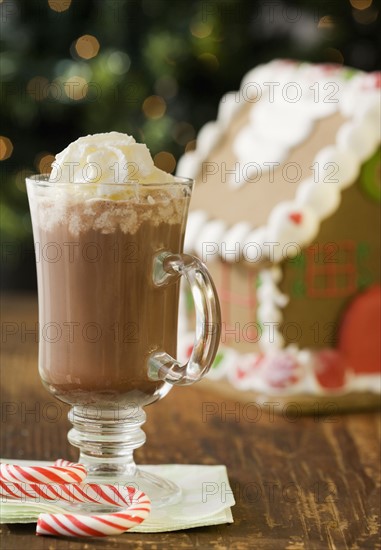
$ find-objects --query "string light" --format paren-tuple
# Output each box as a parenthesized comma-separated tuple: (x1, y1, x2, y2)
(353, 7, 378, 23)
(349, 0, 373, 10)
(75, 35, 100, 60)
(172, 122, 195, 146)
(154, 76, 178, 99)
(48, 0, 71, 12)
(324, 48, 344, 64)
(142, 96, 166, 119)
(26, 76, 49, 101)
(15, 169, 33, 193)
(0, 136, 13, 160)
(35, 152, 55, 174)
(154, 152, 176, 173)
(107, 51, 131, 75)
(185, 140, 197, 153)
(190, 21, 212, 38)
(317, 15, 335, 30)
(63, 76, 88, 100)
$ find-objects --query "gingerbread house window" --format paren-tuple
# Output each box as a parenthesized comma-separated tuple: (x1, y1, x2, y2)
(305, 241, 357, 298)
(219, 262, 258, 341)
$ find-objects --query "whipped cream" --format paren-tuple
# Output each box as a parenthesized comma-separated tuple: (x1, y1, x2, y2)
(49, 132, 175, 185)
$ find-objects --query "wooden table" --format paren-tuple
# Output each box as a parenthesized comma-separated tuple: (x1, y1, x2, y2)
(1, 294, 380, 549)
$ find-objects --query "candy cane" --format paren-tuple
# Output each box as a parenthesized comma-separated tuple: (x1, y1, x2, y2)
(1, 479, 136, 508)
(36, 489, 151, 537)
(0, 459, 151, 537)
(0, 462, 87, 484)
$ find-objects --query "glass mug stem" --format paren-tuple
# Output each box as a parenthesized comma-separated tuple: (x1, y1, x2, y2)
(68, 406, 146, 477)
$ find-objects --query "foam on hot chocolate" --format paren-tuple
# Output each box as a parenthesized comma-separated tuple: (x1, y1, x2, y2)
(32, 192, 188, 236)
(49, 132, 174, 186)
(30, 133, 188, 235)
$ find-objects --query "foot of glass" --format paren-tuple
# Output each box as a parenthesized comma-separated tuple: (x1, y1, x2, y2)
(67, 405, 181, 510)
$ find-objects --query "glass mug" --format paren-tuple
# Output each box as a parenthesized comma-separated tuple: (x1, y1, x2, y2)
(26, 175, 221, 509)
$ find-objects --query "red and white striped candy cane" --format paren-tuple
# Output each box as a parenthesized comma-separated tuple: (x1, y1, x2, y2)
(0, 462, 87, 484)
(53, 459, 79, 468)
(36, 489, 151, 537)
(1, 479, 136, 508)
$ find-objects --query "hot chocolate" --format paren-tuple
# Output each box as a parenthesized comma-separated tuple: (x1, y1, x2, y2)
(27, 182, 191, 408)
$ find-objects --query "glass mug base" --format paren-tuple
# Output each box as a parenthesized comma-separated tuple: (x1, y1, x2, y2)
(67, 406, 182, 510)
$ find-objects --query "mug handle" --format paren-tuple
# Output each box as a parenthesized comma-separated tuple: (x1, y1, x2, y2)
(148, 251, 221, 386)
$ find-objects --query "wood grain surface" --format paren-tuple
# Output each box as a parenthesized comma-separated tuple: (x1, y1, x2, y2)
(1, 294, 380, 549)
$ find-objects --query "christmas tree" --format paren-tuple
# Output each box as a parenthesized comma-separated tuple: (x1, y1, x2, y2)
(0, 0, 379, 288)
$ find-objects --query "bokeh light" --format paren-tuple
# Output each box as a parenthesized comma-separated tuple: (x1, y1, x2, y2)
(185, 140, 197, 153)
(142, 95, 166, 119)
(324, 47, 344, 64)
(352, 7, 378, 23)
(35, 152, 55, 174)
(107, 51, 131, 75)
(26, 76, 49, 101)
(0, 136, 13, 161)
(154, 75, 178, 99)
(15, 169, 33, 193)
(172, 122, 195, 146)
(349, 0, 373, 9)
(1, 55, 17, 80)
(190, 21, 213, 38)
(48, 0, 71, 12)
(75, 35, 100, 60)
(154, 151, 176, 173)
(63, 76, 88, 100)
(318, 15, 335, 30)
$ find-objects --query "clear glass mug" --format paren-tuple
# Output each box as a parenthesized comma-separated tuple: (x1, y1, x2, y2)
(26, 175, 221, 509)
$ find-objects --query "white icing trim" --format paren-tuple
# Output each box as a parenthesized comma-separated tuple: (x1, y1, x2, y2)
(295, 178, 341, 220)
(347, 374, 381, 393)
(265, 202, 320, 263)
(217, 92, 242, 129)
(194, 219, 227, 261)
(177, 332, 381, 395)
(242, 227, 267, 263)
(196, 121, 221, 158)
(313, 146, 360, 189)
(221, 221, 252, 263)
(175, 150, 201, 180)
(256, 267, 288, 352)
(184, 209, 208, 253)
(336, 118, 380, 163)
(208, 347, 239, 381)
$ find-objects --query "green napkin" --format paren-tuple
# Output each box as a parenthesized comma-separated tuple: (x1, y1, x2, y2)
(0, 461, 235, 533)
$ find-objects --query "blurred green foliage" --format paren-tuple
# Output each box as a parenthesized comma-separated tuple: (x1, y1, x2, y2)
(0, 0, 379, 289)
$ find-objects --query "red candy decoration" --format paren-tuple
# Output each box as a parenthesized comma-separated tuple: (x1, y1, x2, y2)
(289, 212, 303, 225)
(314, 349, 349, 390)
(236, 354, 263, 380)
(338, 285, 381, 374)
(261, 352, 300, 389)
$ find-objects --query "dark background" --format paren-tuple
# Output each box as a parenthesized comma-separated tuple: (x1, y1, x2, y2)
(1, 0, 380, 290)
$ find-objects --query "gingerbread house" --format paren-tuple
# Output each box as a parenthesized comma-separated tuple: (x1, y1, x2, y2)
(176, 60, 381, 410)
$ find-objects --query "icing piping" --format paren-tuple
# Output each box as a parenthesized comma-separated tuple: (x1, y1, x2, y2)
(179, 61, 380, 265)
